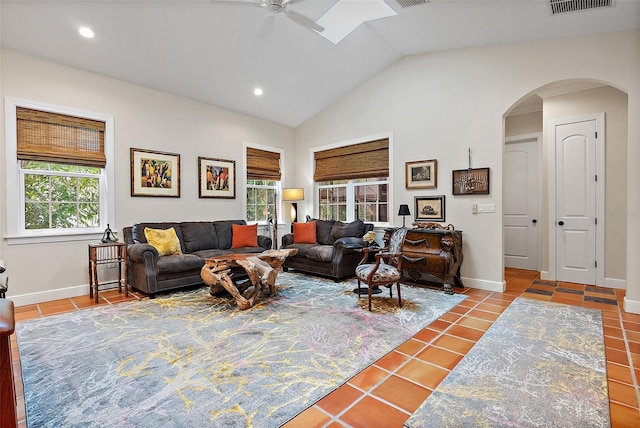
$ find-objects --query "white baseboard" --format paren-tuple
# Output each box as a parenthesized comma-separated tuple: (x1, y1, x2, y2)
(623, 296, 640, 315)
(461, 277, 505, 293)
(540, 271, 550, 281)
(603, 277, 626, 289)
(8, 284, 90, 307)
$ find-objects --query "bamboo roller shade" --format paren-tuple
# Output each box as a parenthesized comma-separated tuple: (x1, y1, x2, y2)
(17, 107, 106, 168)
(314, 139, 389, 181)
(246, 147, 281, 181)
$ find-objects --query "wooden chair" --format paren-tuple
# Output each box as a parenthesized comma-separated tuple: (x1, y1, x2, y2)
(355, 227, 408, 311)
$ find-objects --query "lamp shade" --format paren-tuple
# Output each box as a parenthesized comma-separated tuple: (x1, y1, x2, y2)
(398, 204, 411, 216)
(282, 188, 304, 201)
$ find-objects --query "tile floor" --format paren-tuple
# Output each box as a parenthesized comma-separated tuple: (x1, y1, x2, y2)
(8, 269, 640, 427)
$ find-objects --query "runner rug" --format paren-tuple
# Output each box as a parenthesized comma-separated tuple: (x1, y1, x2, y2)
(16, 272, 465, 427)
(405, 297, 610, 427)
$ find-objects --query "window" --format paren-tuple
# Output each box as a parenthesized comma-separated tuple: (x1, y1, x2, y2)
(315, 139, 389, 223)
(5, 99, 114, 243)
(21, 162, 101, 229)
(245, 147, 281, 223)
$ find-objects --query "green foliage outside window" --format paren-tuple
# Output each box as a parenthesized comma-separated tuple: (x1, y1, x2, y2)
(246, 180, 276, 222)
(22, 161, 100, 229)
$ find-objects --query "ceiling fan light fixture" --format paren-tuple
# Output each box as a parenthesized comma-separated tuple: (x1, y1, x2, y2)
(254, 87, 264, 96)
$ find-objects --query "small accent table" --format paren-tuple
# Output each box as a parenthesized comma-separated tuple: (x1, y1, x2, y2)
(88, 242, 128, 303)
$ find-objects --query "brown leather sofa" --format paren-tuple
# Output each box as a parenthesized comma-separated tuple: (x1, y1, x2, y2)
(123, 220, 272, 298)
(281, 219, 374, 281)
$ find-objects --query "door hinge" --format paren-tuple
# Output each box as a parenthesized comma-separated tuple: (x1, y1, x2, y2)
(595, 260, 598, 268)
(595, 218, 598, 225)
(595, 131, 598, 139)
(595, 174, 598, 182)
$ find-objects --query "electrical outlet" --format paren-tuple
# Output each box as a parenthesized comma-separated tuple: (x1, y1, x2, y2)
(477, 203, 496, 213)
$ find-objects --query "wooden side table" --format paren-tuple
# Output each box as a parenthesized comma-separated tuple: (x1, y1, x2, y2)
(88, 242, 128, 303)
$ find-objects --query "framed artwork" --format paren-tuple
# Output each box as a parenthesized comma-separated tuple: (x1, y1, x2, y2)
(406, 159, 437, 189)
(415, 195, 445, 222)
(130, 148, 180, 197)
(198, 156, 236, 199)
(452, 167, 490, 195)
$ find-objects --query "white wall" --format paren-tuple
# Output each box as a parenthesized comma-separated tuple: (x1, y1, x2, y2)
(295, 31, 640, 302)
(0, 49, 296, 303)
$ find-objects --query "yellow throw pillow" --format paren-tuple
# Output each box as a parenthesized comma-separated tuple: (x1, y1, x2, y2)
(144, 227, 183, 256)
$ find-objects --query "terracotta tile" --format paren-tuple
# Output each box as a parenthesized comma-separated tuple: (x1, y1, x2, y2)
(446, 325, 485, 342)
(609, 402, 640, 428)
(348, 366, 388, 392)
(374, 351, 409, 372)
(74, 299, 107, 309)
(505, 278, 532, 289)
(604, 325, 624, 339)
(413, 328, 440, 344)
(37, 298, 74, 309)
(607, 362, 634, 385)
(439, 312, 462, 323)
(474, 302, 506, 314)
(396, 359, 449, 390)
(14, 310, 41, 321)
(326, 422, 347, 428)
(609, 379, 639, 408)
(372, 375, 431, 413)
(601, 308, 620, 319)
(604, 336, 626, 351)
(282, 406, 332, 428)
(463, 293, 488, 303)
(457, 317, 492, 332)
(621, 312, 640, 324)
(514, 270, 539, 280)
(626, 331, 640, 343)
(415, 346, 463, 370)
(396, 339, 426, 357)
(623, 320, 640, 332)
(14, 304, 38, 313)
(427, 319, 452, 332)
(316, 384, 362, 415)
(340, 395, 408, 428)
(432, 334, 475, 355)
(606, 348, 631, 366)
(627, 341, 640, 355)
(630, 352, 640, 368)
(467, 309, 500, 322)
(603, 317, 623, 328)
(457, 299, 476, 308)
(557, 281, 585, 291)
(583, 301, 617, 311)
(484, 298, 513, 308)
(462, 289, 492, 298)
(449, 305, 471, 315)
(38, 306, 76, 316)
(550, 295, 583, 307)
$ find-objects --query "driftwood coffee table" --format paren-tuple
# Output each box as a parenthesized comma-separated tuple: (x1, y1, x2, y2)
(201, 248, 298, 310)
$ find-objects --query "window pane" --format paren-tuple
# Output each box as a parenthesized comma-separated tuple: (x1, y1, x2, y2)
(21, 161, 50, 170)
(78, 203, 100, 227)
(52, 203, 77, 228)
(78, 177, 99, 202)
(24, 174, 50, 201)
(25, 202, 50, 229)
(51, 176, 78, 201)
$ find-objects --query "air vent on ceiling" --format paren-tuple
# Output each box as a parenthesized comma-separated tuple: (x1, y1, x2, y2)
(397, 0, 428, 8)
(550, 0, 612, 15)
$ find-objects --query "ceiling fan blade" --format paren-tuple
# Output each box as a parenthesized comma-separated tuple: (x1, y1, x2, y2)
(284, 10, 324, 32)
(257, 14, 276, 37)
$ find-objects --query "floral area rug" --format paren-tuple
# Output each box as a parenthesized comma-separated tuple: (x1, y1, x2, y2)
(16, 272, 465, 427)
(405, 297, 609, 428)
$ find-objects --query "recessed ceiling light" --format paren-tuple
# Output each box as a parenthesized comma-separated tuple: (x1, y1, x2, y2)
(254, 88, 264, 96)
(79, 27, 95, 39)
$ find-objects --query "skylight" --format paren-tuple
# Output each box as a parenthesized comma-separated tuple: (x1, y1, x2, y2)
(317, 0, 397, 45)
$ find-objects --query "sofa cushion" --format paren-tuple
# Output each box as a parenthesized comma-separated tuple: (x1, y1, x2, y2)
(182, 222, 219, 253)
(144, 227, 183, 256)
(284, 243, 316, 258)
(313, 219, 335, 245)
(132, 222, 184, 247)
(329, 220, 365, 243)
(232, 223, 258, 248)
(306, 245, 334, 263)
(293, 221, 317, 244)
(156, 254, 204, 274)
(214, 220, 247, 250)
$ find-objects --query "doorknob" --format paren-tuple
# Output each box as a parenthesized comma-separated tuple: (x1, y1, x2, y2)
(558, 221, 565, 226)
(532, 219, 537, 224)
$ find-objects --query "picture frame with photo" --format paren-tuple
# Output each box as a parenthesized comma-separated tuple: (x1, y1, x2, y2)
(452, 167, 490, 195)
(198, 156, 236, 199)
(130, 148, 180, 197)
(415, 195, 445, 222)
(406, 159, 437, 189)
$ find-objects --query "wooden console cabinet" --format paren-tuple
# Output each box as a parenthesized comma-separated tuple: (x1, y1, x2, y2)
(385, 224, 463, 294)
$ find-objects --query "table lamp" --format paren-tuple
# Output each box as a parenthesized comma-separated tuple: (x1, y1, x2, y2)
(282, 188, 304, 231)
(398, 204, 411, 227)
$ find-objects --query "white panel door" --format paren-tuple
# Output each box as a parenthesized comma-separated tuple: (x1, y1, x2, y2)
(504, 137, 539, 270)
(555, 119, 597, 284)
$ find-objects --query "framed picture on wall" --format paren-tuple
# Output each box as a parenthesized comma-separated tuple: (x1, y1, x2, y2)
(406, 159, 438, 189)
(452, 167, 490, 195)
(415, 195, 445, 222)
(130, 148, 180, 197)
(198, 156, 236, 199)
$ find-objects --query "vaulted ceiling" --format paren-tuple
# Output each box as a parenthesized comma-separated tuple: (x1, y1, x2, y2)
(1, 0, 638, 127)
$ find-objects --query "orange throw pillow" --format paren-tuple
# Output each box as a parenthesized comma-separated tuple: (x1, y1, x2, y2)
(231, 223, 258, 248)
(293, 221, 317, 244)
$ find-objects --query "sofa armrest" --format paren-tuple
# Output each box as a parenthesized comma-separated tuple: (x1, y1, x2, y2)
(334, 237, 365, 252)
(127, 243, 160, 263)
(257, 234, 272, 251)
(281, 233, 294, 247)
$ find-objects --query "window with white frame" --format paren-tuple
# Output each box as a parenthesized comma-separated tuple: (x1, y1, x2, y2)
(245, 147, 281, 223)
(5, 99, 114, 242)
(315, 139, 389, 224)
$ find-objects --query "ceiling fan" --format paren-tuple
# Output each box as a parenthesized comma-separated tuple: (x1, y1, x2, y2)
(233, 0, 325, 35)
